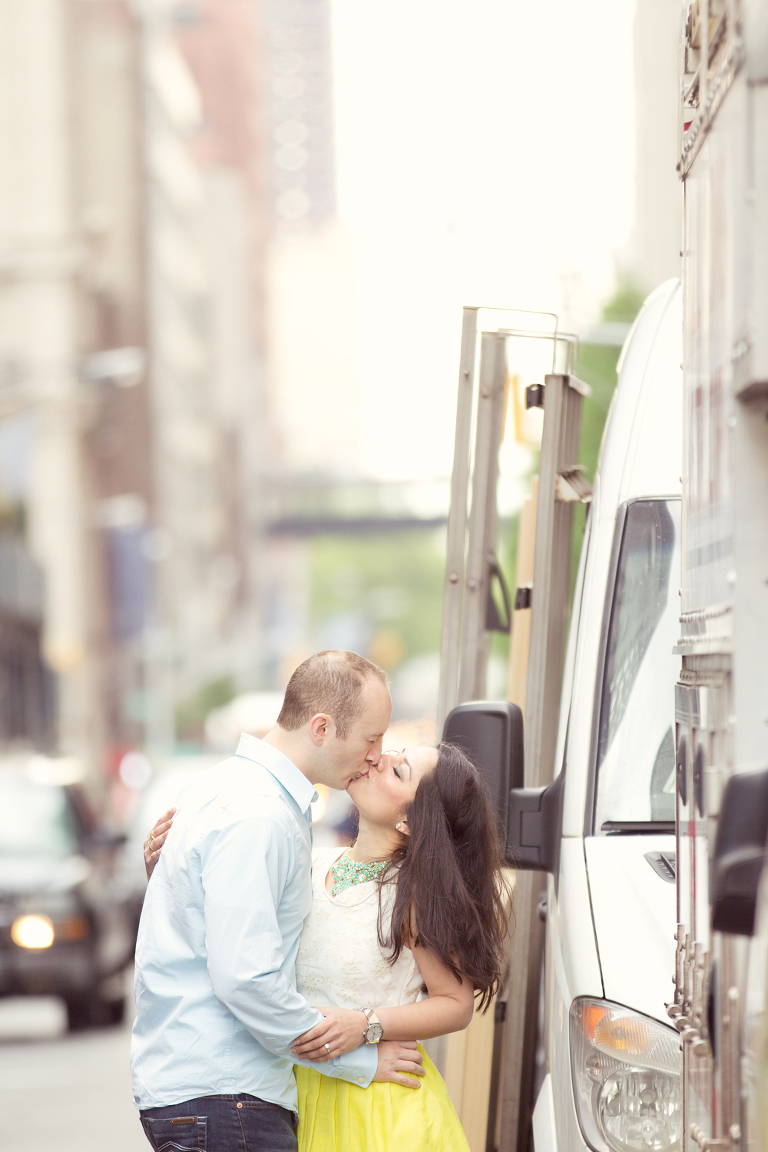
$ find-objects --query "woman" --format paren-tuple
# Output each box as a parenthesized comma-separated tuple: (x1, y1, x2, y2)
(145, 743, 509, 1152)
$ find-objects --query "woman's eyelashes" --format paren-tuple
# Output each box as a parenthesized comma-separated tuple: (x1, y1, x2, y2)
(393, 764, 402, 780)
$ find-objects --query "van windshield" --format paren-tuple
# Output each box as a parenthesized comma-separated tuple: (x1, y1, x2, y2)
(594, 499, 681, 830)
(0, 778, 79, 857)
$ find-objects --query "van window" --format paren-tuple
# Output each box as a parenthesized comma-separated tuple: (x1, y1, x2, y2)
(594, 500, 681, 829)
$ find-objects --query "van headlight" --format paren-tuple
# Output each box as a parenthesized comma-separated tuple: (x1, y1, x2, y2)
(570, 998, 682, 1152)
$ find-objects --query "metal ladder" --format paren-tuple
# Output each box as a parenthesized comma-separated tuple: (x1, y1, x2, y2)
(436, 305, 591, 1151)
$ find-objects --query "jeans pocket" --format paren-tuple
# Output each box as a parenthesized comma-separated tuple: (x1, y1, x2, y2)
(141, 1115, 207, 1152)
(237, 1101, 298, 1151)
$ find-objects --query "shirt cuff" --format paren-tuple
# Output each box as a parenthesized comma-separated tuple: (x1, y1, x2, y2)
(292, 1038, 378, 1087)
(329, 1039, 378, 1087)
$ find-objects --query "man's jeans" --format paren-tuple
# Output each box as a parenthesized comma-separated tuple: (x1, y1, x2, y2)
(140, 1093, 298, 1152)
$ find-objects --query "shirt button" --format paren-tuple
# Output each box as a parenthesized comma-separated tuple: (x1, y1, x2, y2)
(236, 1102, 243, 1109)
(357, 1078, 364, 1084)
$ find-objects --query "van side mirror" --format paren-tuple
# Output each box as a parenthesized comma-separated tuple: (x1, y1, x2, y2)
(507, 774, 564, 873)
(711, 767, 768, 936)
(442, 701, 524, 846)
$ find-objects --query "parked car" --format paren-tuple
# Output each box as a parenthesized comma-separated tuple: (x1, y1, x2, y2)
(0, 755, 135, 1031)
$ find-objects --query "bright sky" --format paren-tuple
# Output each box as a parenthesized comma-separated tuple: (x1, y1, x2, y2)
(331, 0, 636, 480)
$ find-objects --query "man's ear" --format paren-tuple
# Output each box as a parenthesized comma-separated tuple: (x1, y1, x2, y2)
(309, 713, 333, 746)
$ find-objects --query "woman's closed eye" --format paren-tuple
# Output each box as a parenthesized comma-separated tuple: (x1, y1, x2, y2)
(383, 749, 406, 780)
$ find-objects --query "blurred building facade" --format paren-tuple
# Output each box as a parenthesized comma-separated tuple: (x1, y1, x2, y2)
(0, 0, 452, 774)
(145, 0, 271, 736)
(0, 0, 124, 772)
(0, 0, 275, 778)
(262, 0, 362, 477)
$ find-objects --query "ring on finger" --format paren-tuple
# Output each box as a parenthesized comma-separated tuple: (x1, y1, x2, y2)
(148, 832, 154, 848)
(324, 1042, 331, 1054)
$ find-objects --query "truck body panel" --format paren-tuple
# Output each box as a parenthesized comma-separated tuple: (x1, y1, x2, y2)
(675, 2, 768, 1148)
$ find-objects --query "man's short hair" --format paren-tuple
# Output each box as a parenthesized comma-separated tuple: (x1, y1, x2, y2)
(277, 650, 389, 739)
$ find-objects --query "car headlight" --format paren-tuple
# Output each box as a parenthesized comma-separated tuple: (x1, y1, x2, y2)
(10, 911, 90, 949)
(11, 914, 55, 949)
(570, 998, 682, 1152)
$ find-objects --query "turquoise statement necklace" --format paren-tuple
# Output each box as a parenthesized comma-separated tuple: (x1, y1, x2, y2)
(331, 849, 388, 896)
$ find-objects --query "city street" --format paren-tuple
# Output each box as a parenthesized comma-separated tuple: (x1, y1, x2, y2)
(0, 984, 145, 1152)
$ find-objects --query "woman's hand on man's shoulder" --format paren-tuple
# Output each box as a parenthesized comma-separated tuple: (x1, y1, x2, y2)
(144, 809, 176, 880)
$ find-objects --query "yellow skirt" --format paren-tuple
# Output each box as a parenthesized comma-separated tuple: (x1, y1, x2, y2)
(295, 1045, 470, 1152)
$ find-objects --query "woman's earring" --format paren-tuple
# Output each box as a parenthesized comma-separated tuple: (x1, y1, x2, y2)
(396, 822, 402, 830)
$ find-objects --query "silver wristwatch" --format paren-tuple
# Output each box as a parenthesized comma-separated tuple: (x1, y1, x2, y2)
(361, 1007, 383, 1044)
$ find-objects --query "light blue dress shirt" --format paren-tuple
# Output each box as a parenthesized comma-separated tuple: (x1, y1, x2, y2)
(131, 734, 377, 1113)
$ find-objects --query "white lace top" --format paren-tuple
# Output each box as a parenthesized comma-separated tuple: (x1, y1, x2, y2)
(295, 846, 424, 1010)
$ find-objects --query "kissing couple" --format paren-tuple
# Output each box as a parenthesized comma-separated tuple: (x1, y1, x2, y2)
(132, 649, 508, 1152)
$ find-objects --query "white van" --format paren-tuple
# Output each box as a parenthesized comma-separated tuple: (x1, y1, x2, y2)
(514, 278, 684, 1152)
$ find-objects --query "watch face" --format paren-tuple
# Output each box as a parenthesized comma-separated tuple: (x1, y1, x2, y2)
(365, 1022, 384, 1043)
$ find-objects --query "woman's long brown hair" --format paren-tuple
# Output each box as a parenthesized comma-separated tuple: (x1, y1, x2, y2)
(377, 742, 509, 1012)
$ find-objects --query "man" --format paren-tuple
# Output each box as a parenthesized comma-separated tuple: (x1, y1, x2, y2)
(132, 650, 424, 1152)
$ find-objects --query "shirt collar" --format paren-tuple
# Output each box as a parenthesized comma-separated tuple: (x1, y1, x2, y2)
(235, 733, 318, 814)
